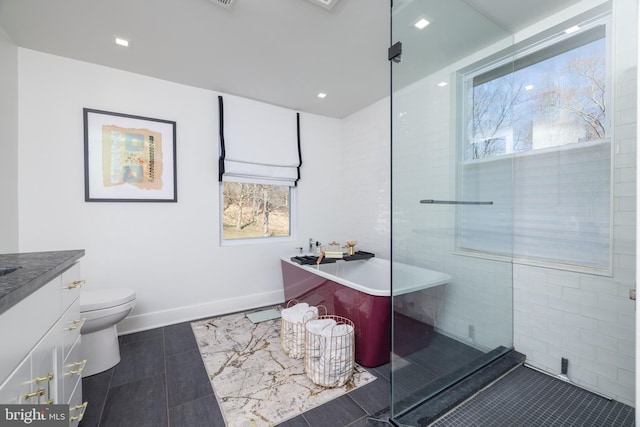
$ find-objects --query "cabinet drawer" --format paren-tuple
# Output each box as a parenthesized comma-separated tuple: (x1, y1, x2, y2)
(61, 262, 84, 310)
(62, 337, 85, 404)
(61, 301, 83, 362)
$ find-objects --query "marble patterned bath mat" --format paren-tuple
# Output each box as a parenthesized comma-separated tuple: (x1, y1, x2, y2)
(191, 312, 377, 426)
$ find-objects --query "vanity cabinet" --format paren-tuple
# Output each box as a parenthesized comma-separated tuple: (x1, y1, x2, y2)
(0, 259, 87, 425)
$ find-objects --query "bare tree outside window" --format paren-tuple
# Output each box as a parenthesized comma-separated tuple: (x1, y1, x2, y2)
(468, 37, 606, 160)
(222, 182, 290, 239)
(469, 78, 526, 159)
(544, 53, 606, 141)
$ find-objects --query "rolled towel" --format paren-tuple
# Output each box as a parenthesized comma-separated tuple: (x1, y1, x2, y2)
(305, 319, 337, 358)
(308, 348, 353, 387)
(319, 324, 353, 364)
(281, 303, 315, 323)
(281, 303, 319, 358)
(317, 323, 352, 337)
(308, 323, 354, 387)
(306, 318, 337, 334)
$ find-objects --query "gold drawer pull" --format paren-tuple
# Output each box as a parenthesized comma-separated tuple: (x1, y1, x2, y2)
(70, 401, 88, 422)
(24, 388, 45, 399)
(64, 280, 86, 290)
(66, 359, 88, 376)
(35, 373, 54, 383)
(65, 318, 86, 331)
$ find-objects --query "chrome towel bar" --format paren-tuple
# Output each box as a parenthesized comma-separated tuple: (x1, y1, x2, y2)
(419, 199, 493, 205)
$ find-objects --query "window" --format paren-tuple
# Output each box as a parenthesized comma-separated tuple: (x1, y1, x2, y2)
(222, 182, 292, 240)
(459, 17, 611, 271)
(217, 95, 301, 243)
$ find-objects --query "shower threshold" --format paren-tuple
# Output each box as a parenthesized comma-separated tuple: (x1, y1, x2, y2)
(390, 348, 525, 427)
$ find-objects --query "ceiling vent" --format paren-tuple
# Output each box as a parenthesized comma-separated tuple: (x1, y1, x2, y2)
(306, 0, 339, 10)
(209, 0, 235, 9)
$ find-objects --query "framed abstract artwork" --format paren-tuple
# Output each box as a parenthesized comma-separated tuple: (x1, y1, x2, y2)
(83, 108, 177, 202)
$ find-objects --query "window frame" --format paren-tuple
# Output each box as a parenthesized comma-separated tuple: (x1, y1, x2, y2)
(219, 181, 297, 246)
(455, 12, 614, 275)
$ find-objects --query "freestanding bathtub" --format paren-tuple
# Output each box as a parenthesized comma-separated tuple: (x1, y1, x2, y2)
(280, 256, 452, 367)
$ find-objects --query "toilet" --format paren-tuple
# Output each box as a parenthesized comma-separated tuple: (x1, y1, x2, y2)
(79, 288, 136, 377)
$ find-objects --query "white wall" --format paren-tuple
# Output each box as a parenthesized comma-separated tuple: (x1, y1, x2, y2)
(339, 97, 391, 260)
(0, 26, 19, 253)
(15, 49, 350, 333)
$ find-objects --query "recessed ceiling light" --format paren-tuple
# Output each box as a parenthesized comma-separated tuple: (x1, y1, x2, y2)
(414, 18, 430, 30)
(525, 84, 534, 91)
(317, 93, 327, 99)
(564, 25, 580, 34)
(437, 81, 448, 87)
(115, 37, 129, 47)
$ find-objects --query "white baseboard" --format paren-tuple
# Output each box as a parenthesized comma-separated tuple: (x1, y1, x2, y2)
(116, 290, 284, 335)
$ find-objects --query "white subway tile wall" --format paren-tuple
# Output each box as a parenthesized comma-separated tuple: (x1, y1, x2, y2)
(339, 97, 391, 260)
(514, 4, 637, 404)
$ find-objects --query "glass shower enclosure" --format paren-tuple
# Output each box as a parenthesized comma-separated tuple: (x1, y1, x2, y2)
(389, 0, 623, 424)
(390, 0, 516, 423)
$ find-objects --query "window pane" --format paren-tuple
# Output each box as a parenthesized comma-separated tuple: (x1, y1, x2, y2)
(222, 182, 291, 240)
(460, 23, 611, 270)
(469, 31, 606, 160)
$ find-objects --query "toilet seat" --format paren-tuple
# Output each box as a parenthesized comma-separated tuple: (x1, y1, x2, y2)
(80, 288, 136, 312)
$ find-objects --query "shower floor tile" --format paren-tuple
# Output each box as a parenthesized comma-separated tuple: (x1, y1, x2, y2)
(428, 365, 635, 427)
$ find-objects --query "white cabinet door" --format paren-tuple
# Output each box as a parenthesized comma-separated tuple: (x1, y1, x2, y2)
(31, 321, 62, 404)
(0, 277, 61, 382)
(0, 356, 32, 404)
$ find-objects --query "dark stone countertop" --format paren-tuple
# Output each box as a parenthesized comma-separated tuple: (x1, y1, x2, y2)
(0, 250, 85, 316)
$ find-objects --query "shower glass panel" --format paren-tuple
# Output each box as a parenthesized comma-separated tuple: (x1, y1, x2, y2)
(390, 0, 515, 421)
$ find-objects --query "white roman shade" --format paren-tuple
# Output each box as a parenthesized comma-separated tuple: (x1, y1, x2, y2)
(218, 95, 302, 186)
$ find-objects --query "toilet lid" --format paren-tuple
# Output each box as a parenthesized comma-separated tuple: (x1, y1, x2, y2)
(80, 288, 136, 312)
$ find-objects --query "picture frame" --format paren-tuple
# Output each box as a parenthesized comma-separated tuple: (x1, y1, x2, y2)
(83, 108, 177, 202)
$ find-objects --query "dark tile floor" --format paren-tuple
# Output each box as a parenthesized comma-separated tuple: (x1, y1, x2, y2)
(392, 329, 487, 414)
(78, 321, 391, 427)
(78, 318, 636, 427)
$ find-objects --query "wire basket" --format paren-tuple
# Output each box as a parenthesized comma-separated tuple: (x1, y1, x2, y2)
(304, 315, 355, 387)
(280, 300, 324, 359)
